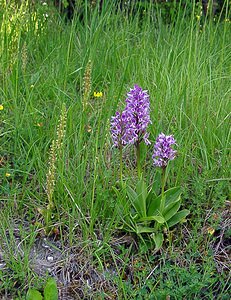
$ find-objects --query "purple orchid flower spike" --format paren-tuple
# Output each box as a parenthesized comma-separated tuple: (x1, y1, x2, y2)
(152, 133, 177, 168)
(110, 85, 151, 148)
(110, 110, 136, 148)
(124, 84, 151, 145)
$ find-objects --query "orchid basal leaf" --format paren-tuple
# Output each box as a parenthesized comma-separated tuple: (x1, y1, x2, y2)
(163, 201, 181, 221)
(151, 233, 164, 250)
(167, 209, 190, 227)
(138, 215, 165, 224)
(147, 194, 162, 216)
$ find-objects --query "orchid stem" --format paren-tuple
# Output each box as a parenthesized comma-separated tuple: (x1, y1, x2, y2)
(136, 142, 141, 179)
(160, 166, 166, 212)
(119, 146, 123, 186)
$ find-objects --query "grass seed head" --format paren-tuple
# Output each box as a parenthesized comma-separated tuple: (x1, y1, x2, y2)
(46, 104, 67, 207)
(82, 60, 92, 110)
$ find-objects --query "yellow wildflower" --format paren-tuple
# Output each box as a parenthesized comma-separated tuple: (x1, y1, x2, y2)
(94, 91, 103, 97)
(86, 124, 92, 132)
(0, 104, 3, 110)
(207, 227, 215, 235)
(36, 122, 43, 127)
(5, 173, 11, 177)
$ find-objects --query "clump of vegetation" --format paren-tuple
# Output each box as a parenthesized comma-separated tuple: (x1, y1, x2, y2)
(111, 85, 190, 250)
(26, 277, 58, 300)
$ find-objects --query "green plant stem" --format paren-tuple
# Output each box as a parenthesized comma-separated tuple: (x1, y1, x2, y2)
(45, 208, 51, 234)
(160, 166, 166, 213)
(136, 142, 141, 179)
(119, 146, 123, 185)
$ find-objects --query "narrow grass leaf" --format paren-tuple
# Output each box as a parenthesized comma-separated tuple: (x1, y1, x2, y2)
(136, 226, 156, 234)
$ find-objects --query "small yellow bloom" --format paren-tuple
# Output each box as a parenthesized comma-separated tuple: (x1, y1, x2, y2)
(0, 104, 3, 110)
(5, 173, 11, 177)
(207, 227, 215, 235)
(36, 122, 43, 127)
(85, 124, 92, 132)
(94, 91, 103, 97)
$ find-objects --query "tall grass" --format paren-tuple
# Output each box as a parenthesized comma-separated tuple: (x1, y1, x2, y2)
(0, 1, 230, 298)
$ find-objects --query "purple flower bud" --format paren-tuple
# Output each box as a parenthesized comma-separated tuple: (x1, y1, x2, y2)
(152, 133, 177, 167)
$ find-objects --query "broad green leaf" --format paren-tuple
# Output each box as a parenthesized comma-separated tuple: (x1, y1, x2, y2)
(136, 179, 147, 201)
(44, 278, 58, 300)
(138, 215, 165, 224)
(136, 179, 147, 217)
(151, 233, 164, 250)
(152, 170, 161, 196)
(163, 195, 181, 213)
(136, 226, 156, 234)
(126, 186, 137, 201)
(163, 201, 181, 221)
(164, 187, 181, 206)
(167, 210, 190, 227)
(127, 184, 146, 217)
(147, 194, 162, 216)
(26, 289, 43, 300)
(146, 190, 154, 209)
(127, 185, 138, 207)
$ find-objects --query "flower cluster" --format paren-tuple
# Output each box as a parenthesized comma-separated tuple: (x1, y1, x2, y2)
(110, 111, 136, 148)
(82, 60, 92, 110)
(152, 133, 177, 167)
(110, 85, 151, 147)
(94, 91, 103, 97)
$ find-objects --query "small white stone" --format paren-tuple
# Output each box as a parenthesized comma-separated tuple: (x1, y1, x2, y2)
(0, 263, 6, 269)
(47, 256, 54, 262)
